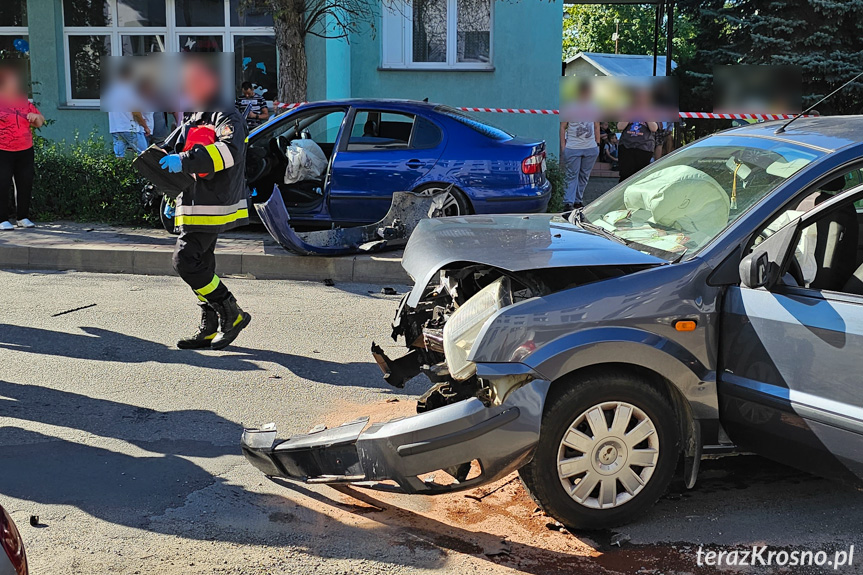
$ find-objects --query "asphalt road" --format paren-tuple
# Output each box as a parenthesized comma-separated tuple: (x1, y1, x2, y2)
(1, 270, 862, 575)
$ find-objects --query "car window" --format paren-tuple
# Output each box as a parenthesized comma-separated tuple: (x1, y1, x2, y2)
(411, 116, 443, 149)
(255, 108, 346, 146)
(435, 106, 513, 141)
(347, 111, 415, 150)
(581, 136, 825, 261)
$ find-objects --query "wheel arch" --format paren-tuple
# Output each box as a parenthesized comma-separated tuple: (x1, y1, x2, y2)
(412, 180, 474, 214)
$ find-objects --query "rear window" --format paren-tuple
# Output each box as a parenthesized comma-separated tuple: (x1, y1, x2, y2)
(436, 106, 513, 141)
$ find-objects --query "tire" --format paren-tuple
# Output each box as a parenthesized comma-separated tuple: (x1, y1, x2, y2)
(414, 183, 471, 217)
(159, 195, 180, 235)
(520, 370, 680, 530)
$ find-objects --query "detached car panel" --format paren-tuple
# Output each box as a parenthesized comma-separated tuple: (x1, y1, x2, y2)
(242, 379, 549, 493)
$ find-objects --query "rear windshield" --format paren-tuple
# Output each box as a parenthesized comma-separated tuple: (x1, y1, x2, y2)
(436, 106, 513, 141)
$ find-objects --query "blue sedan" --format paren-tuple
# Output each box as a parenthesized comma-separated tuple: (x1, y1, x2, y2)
(243, 99, 551, 226)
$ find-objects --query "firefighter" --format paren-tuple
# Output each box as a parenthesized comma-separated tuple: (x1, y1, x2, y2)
(159, 58, 251, 350)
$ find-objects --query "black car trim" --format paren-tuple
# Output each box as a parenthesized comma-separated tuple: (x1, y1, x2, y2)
(396, 407, 520, 457)
(719, 374, 863, 435)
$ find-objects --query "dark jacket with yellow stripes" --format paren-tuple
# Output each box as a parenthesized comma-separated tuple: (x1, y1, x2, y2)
(164, 109, 249, 234)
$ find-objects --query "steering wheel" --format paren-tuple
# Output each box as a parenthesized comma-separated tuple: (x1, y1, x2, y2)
(246, 155, 269, 183)
(274, 135, 290, 162)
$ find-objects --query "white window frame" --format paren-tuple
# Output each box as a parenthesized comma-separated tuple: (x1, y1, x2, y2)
(61, 0, 274, 107)
(381, 0, 494, 71)
(0, 2, 30, 70)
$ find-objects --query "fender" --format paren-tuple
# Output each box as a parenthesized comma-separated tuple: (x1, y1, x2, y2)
(522, 326, 718, 420)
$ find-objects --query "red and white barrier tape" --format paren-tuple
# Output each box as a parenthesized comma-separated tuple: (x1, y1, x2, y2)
(273, 101, 810, 120)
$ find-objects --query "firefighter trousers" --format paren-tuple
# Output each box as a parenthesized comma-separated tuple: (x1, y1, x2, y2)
(172, 231, 232, 303)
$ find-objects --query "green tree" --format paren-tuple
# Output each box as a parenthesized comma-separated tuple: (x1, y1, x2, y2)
(562, 4, 696, 64)
(744, 0, 863, 114)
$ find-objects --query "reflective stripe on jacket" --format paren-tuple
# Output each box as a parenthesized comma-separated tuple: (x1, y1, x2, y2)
(164, 108, 249, 234)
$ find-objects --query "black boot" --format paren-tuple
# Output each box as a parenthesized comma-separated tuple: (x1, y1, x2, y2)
(210, 295, 251, 350)
(177, 302, 219, 349)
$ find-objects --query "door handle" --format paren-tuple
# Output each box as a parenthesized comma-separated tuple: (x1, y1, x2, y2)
(406, 159, 424, 169)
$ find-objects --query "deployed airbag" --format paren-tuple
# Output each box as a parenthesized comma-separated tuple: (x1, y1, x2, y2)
(624, 165, 730, 236)
(285, 139, 327, 184)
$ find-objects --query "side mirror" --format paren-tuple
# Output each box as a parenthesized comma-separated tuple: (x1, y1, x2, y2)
(739, 251, 778, 289)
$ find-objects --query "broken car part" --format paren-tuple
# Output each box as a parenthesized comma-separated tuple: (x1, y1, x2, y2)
(254, 187, 447, 256)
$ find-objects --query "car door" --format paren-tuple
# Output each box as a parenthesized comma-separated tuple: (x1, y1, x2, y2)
(719, 184, 863, 484)
(327, 109, 445, 224)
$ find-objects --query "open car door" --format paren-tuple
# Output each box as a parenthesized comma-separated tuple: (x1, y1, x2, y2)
(719, 182, 863, 485)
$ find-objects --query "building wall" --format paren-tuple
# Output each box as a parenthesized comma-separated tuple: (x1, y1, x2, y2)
(28, 0, 106, 141)
(26, 0, 563, 149)
(349, 0, 564, 149)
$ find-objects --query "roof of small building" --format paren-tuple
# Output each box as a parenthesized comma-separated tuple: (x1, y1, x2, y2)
(565, 52, 678, 77)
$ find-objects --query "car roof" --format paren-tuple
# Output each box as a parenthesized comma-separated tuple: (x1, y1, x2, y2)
(302, 98, 441, 112)
(720, 115, 863, 153)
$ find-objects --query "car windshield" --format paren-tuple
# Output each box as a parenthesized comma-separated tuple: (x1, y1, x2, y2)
(581, 135, 825, 261)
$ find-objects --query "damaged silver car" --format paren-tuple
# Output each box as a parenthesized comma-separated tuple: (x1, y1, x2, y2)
(244, 117, 863, 529)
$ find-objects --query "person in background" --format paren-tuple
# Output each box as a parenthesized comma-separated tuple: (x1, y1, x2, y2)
(559, 120, 600, 211)
(654, 121, 674, 161)
(0, 65, 44, 230)
(617, 121, 657, 182)
(105, 64, 150, 158)
(235, 81, 268, 129)
(602, 133, 619, 171)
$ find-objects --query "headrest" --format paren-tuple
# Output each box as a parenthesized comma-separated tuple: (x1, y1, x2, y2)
(821, 176, 846, 192)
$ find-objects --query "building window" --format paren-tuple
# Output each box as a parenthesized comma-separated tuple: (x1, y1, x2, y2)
(382, 0, 492, 70)
(0, 0, 30, 95)
(61, 0, 276, 106)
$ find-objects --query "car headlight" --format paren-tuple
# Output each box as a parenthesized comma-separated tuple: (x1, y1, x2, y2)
(443, 277, 512, 381)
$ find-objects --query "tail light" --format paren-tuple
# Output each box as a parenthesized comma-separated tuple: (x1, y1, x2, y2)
(521, 151, 546, 175)
(0, 506, 28, 575)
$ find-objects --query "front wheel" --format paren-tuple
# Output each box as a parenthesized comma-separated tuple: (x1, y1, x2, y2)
(519, 371, 680, 530)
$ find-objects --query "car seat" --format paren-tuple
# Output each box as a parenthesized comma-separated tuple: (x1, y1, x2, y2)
(795, 177, 858, 291)
(363, 120, 379, 138)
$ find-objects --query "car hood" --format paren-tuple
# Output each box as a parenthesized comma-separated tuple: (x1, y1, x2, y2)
(403, 214, 665, 306)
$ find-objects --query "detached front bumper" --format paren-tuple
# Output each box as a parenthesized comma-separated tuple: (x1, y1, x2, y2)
(241, 379, 550, 494)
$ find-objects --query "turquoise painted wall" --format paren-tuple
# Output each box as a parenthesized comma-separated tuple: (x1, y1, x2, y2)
(28, 0, 108, 142)
(349, 0, 563, 150)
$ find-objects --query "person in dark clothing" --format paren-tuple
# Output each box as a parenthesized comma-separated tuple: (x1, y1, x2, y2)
(235, 81, 269, 129)
(159, 58, 251, 350)
(0, 65, 44, 230)
(617, 121, 657, 182)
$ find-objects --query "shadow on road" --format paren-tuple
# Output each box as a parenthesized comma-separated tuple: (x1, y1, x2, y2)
(0, 324, 387, 388)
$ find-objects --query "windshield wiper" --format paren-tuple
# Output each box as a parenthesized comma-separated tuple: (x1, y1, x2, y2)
(571, 213, 628, 245)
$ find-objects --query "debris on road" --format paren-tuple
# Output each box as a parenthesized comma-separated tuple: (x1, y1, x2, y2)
(483, 539, 511, 557)
(323, 278, 335, 287)
(381, 287, 398, 295)
(611, 532, 631, 547)
(51, 303, 96, 317)
(29, 515, 40, 527)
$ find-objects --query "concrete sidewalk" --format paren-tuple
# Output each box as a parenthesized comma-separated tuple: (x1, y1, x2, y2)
(0, 222, 410, 284)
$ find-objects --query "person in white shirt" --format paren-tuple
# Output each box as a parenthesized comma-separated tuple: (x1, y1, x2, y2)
(559, 121, 600, 211)
(105, 65, 150, 158)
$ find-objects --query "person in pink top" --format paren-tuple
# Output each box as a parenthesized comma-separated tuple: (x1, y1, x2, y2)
(0, 64, 44, 230)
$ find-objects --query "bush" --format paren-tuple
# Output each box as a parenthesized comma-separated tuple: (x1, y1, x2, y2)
(31, 132, 156, 226)
(546, 154, 565, 213)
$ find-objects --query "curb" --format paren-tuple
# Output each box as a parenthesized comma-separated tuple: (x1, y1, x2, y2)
(0, 244, 411, 285)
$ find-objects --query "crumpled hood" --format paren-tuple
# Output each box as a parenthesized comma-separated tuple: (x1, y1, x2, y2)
(403, 214, 665, 306)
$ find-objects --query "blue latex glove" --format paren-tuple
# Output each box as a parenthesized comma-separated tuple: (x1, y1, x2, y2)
(159, 154, 183, 173)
